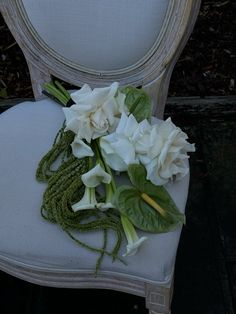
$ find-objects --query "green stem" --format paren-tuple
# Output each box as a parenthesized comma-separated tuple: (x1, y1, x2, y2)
(43, 82, 68, 105)
(88, 156, 94, 170)
(121, 215, 136, 244)
(54, 80, 71, 100)
(95, 139, 116, 193)
(103, 161, 116, 193)
(92, 139, 117, 204)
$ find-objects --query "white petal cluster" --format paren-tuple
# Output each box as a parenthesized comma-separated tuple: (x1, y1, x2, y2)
(137, 118, 195, 185)
(99, 113, 140, 171)
(63, 82, 127, 158)
(100, 114, 195, 185)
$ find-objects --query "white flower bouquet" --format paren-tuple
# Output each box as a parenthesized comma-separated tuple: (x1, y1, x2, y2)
(37, 80, 195, 271)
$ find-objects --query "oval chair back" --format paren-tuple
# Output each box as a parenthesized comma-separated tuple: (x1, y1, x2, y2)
(1, 0, 200, 118)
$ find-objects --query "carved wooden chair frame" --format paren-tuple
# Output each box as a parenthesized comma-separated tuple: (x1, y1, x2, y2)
(0, 1, 201, 313)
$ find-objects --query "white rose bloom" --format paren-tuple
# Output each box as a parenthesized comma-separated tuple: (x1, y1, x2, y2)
(139, 118, 195, 185)
(63, 82, 127, 143)
(100, 113, 140, 171)
(101, 112, 194, 185)
(134, 121, 162, 165)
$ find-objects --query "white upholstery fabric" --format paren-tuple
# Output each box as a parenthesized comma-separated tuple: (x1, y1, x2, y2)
(22, 0, 170, 70)
(0, 100, 189, 284)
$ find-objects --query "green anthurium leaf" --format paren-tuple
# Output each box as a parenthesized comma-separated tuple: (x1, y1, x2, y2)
(114, 164, 185, 233)
(120, 86, 151, 122)
(127, 164, 170, 202)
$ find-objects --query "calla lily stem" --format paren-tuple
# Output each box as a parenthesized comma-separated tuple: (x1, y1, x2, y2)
(94, 140, 117, 193)
(121, 215, 147, 257)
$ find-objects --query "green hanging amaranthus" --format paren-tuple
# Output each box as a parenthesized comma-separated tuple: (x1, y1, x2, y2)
(36, 81, 125, 272)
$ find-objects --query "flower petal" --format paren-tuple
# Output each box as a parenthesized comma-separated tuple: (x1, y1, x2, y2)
(71, 137, 94, 158)
(100, 114, 140, 172)
(123, 236, 148, 257)
(72, 187, 96, 212)
(116, 113, 138, 137)
(70, 84, 92, 104)
(111, 138, 138, 166)
(63, 83, 126, 143)
(96, 202, 115, 211)
(100, 135, 129, 171)
(121, 215, 148, 257)
(100, 133, 138, 171)
(82, 164, 111, 187)
(115, 90, 128, 114)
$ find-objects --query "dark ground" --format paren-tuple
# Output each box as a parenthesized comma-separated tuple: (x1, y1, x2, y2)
(0, 0, 236, 313)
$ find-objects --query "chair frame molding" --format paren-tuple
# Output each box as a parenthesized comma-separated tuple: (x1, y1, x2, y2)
(0, 1, 200, 312)
(0, 0, 201, 118)
(0, 253, 173, 313)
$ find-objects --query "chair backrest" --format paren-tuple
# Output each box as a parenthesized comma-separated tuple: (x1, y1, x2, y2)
(0, 0, 200, 118)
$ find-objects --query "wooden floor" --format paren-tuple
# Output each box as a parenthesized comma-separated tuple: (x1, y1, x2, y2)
(0, 96, 236, 314)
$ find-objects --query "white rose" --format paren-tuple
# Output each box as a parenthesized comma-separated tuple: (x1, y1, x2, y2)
(100, 113, 140, 171)
(134, 121, 162, 164)
(139, 118, 195, 185)
(63, 82, 127, 143)
(101, 113, 194, 185)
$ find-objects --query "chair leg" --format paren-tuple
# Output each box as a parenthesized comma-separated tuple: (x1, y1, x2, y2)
(145, 282, 172, 314)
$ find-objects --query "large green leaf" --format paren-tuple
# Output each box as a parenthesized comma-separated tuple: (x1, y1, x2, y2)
(114, 164, 185, 233)
(128, 164, 171, 203)
(120, 86, 151, 122)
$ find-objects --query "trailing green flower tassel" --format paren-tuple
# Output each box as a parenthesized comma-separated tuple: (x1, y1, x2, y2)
(36, 125, 124, 273)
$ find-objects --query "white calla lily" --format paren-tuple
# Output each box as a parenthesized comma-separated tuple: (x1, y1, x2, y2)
(72, 186, 115, 212)
(72, 163, 114, 212)
(121, 215, 147, 257)
(97, 202, 115, 211)
(71, 137, 94, 159)
(72, 186, 97, 211)
(81, 164, 111, 188)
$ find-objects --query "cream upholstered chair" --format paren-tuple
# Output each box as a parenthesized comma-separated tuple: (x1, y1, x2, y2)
(0, 1, 200, 313)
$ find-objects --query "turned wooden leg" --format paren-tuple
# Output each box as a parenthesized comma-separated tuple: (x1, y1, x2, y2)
(145, 282, 173, 314)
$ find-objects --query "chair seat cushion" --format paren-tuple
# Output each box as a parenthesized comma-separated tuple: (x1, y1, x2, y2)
(0, 100, 189, 286)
